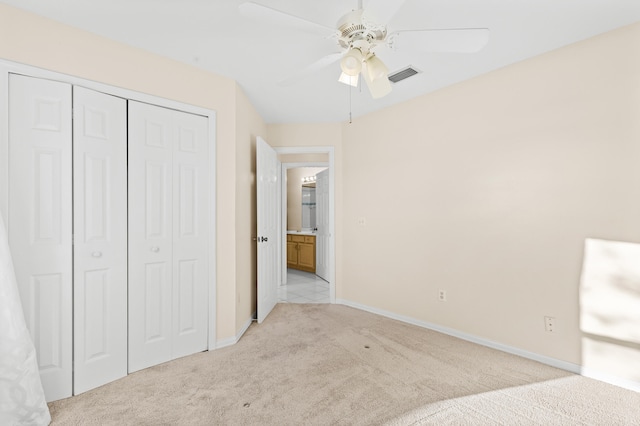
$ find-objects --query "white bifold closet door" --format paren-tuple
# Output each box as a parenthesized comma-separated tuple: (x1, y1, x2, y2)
(9, 74, 73, 402)
(72, 86, 128, 394)
(128, 101, 209, 373)
(8, 75, 128, 401)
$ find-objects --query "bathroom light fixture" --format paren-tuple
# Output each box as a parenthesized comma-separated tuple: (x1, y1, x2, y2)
(302, 176, 316, 184)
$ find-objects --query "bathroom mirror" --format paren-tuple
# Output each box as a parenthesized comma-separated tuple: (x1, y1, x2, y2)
(286, 166, 326, 231)
(301, 184, 316, 229)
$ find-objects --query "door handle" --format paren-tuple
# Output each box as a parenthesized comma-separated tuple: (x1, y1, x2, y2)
(91, 251, 102, 258)
(259, 236, 268, 242)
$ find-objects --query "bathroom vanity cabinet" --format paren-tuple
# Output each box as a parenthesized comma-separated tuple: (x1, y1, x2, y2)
(287, 234, 316, 273)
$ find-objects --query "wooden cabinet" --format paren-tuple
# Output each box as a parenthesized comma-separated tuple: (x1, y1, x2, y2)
(287, 234, 316, 273)
(286, 238, 299, 268)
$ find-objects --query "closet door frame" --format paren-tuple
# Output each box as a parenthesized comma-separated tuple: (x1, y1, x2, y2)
(0, 60, 218, 353)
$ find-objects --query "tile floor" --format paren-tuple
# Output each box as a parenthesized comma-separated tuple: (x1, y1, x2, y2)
(278, 269, 330, 304)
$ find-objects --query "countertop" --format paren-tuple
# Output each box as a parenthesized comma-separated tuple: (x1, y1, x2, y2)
(287, 230, 316, 236)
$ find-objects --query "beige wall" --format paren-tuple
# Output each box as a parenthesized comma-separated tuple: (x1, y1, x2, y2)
(268, 123, 342, 147)
(0, 4, 240, 341)
(340, 22, 640, 382)
(279, 153, 329, 163)
(286, 167, 327, 231)
(235, 86, 267, 331)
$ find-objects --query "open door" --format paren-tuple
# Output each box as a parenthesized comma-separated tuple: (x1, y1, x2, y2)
(315, 169, 330, 281)
(257, 137, 279, 323)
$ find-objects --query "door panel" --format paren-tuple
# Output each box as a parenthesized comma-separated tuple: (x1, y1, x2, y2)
(143, 261, 170, 342)
(29, 273, 64, 370)
(177, 259, 197, 333)
(8, 74, 73, 401)
(129, 101, 208, 369)
(33, 150, 63, 243)
(129, 101, 174, 372)
(178, 165, 197, 237)
(257, 137, 279, 323)
(145, 162, 170, 239)
(172, 110, 208, 358)
(73, 86, 127, 394)
(82, 155, 108, 241)
(82, 268, 109, 359)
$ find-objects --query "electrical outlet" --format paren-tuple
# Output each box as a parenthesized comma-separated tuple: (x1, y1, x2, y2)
(544, 316, 555, 332)
(438, 290, 447, 302)
(357, 217, 366, 226)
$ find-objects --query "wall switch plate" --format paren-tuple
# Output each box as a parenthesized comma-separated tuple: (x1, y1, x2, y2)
(438, 290, 447, 302)
(357, 217, 366, 226)
(544, 316, 555, 332)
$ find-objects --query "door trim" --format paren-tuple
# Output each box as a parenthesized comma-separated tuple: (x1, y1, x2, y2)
(275, 147, 336, 303)
(0, 59, 218, 351)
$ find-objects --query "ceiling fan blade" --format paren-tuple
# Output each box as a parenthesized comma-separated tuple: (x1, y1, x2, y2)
(239, 2, 337, 36)
(364, 0, 407, 24)
(388, 28, 490, 53)
(278, 53, 343, 87)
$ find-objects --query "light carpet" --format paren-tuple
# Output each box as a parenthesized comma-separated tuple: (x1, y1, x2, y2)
(49, 304, 640, 425)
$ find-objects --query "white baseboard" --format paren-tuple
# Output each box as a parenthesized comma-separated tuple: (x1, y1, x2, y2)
(336, 299, 640, 393)
(215, 311, 256, 349)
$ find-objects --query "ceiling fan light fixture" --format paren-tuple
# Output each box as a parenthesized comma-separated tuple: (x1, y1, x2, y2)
(340, 48, 364, 76)
(362, 61, 392, 99)
(365, 54, 389, 82)
(338, 72, 359, 87)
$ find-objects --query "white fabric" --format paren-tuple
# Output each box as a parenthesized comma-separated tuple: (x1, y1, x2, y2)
(0, 212, 51, 425)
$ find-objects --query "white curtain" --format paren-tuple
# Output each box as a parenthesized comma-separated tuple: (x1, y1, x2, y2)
(0, 212, 51, 425)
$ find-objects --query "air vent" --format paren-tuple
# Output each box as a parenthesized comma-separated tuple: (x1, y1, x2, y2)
(388, 66, 420, 84)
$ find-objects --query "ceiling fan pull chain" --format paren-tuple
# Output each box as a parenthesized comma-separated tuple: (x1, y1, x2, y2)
(349, 83, 353, 124)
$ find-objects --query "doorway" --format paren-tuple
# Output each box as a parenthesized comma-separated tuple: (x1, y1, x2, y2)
(276, 147, 336, 303)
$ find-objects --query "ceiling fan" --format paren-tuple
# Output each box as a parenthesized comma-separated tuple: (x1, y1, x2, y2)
(239, 0, 489, 99)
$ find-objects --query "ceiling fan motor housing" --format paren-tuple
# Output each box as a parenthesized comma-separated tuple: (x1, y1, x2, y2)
(337, 9, 386, 52)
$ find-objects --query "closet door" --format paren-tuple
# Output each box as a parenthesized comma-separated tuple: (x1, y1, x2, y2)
(128, 102, 174, 372)
(8, 74, 73, 401)
(128, 101, 208, 372)
(171, 109, 209, 359)
(72, 87, 127, 394)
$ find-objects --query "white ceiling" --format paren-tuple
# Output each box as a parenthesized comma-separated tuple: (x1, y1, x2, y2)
(3, 0, 640, 123)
